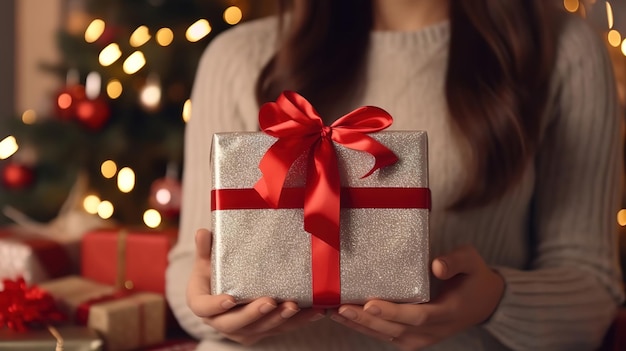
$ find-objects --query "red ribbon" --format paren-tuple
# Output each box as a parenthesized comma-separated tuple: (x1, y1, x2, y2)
(254, 91, 399, 307)
(0, 277, 66, 332)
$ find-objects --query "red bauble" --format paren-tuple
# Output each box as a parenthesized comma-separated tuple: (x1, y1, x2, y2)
(75, 97, 111, 130)
(1, 163, 35, 190)
(148, 177, 182, 218)
(54, 85, 87, 121)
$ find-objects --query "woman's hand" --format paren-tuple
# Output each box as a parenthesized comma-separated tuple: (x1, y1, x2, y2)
(186, 228, 326, 346)
(329, 245, 505, 351)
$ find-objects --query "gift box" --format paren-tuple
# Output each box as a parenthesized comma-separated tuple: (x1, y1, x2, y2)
(0, 325, 103, 351)
(211, 91, 431, 308)
(41, 276, 166, 351)
(81, 228, 177, 293)
(0, 227, 77, 284)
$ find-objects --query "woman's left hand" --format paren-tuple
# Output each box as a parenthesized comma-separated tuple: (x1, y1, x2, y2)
(330, 245, 505, 351)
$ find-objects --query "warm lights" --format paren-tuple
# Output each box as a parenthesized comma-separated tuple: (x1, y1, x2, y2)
(83, 194, 101, 214)
(623, 39, 626, 57)
(101, 160, 117, 179)
(123, 51, 146, 74)
(182, 99, 191, 122)
(21, 110, 37, 124)
(224, 6, 243, 25)
(106, 79, 123, 99)
(97, 200, 114, 219)
(563, 0, 579, 13)
(186, 19, 211, 42)
(608, 30, 622, 47)
(606, 1, 614, 29)
(117, 167, 136, 193)
(130, 25, 151, 47)
(140, 74, 162, 110)
(85, 19, 105, 43)
(618, 209, 626, 226)
(143, 209, 162, 228)
(0, 136, 18, 160)
(99, 43, 122, 67)
(156, 28, 174, 46)
(57, 92, 73, 110)
(85, 71, 102, 99)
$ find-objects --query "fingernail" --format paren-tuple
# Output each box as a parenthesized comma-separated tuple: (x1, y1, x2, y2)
(221, 300, 236, 309)
(259, 302, 276, 314)
(280, 307, 299, 319)
(339, 308, 357, 320)
(364, 305, 381, 316)
(310, 313, 325, 322)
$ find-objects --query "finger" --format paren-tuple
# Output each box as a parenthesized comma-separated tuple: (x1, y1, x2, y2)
(330, 309, 400, 343)
(431, 245, 482, 279)
(206, 297, 278, 333)
(363, 300, 450, 327)
(330, 305, 404, 338)
(194, 228, 212, 262)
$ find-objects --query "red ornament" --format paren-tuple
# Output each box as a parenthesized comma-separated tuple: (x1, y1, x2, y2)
(148, 177, 182, 218)
(75, 97, 111, 130)
(1, 163, 35, 190)
(0, 277, 66, 332)
(54, 84, 87, 121)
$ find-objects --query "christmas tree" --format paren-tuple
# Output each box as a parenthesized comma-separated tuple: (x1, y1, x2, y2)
(0, 0, 272, 229)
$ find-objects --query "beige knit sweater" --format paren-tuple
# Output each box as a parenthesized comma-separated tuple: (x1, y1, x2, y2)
(166, 14, 625, 351)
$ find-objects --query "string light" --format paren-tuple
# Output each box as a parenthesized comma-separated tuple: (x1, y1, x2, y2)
(130, 25, 151, 47)
(0, 136, 18, 160)
(100, 160, 117, 179)
(140, 73, 161, 110)
(608, 30, 622, 47)
(85, 71, 102, 99)
(117, 167, 136, 193)
(563, 0, 579, 13)
(618, 209, 626, 226)
(622, 39, 626, 56)
(122, 51, 146, 74)
(99, 43, 122, 67)
(143, 209, 162, 228)
(106, 79, 123, 99)
(97, 201, 114, 219)
(21, 109, 37, 125)
(224, 6, 243, 25)
(186, 19, 211, 42)
(156, 28, 174, 46)
(606, 1, 614, 29)
(85, 19, 105, 43)
(182, 99, 191, 122)
(83, 194, 101, 214)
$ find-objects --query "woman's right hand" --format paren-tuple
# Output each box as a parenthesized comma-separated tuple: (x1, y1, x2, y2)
(186, 228, 326, 346)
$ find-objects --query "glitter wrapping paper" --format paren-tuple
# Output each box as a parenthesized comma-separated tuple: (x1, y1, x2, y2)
(211, 131, 430, 307)
(41, 276, 165, 351)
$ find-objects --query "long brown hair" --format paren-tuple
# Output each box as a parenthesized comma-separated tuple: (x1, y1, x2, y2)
(256, 0, 560, 209)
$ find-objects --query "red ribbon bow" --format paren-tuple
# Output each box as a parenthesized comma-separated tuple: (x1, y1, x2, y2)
(0, 277, 66, 332)
(254, 91, 398, 306)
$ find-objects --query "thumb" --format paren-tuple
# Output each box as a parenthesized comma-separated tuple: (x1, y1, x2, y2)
(431, 245, 482, 280)
(195, 228, 213, 262)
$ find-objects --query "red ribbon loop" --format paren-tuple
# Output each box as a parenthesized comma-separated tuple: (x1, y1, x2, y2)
(253, 91, 398, 306)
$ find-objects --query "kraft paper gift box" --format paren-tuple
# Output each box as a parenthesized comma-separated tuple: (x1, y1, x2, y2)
(211, 95, 431, 308)
(0, 325, 103, 351)
(41, 276, 165, 351)
(0, 227, 76, 284)
(81, 228, 177, 293)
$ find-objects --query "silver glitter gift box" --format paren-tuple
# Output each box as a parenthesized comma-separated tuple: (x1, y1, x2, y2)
(210, 131, 430, 307)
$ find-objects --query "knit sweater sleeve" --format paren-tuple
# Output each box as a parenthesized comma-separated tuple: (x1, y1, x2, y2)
(165, 18, 276, 340)
(483, 16, 625, 350)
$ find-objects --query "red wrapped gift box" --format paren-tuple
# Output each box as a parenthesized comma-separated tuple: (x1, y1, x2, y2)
(81, 228, 177, 294)
(0, 227, 76, 284)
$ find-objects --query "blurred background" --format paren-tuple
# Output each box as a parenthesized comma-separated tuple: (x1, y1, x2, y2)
(0, 0, 624, 237)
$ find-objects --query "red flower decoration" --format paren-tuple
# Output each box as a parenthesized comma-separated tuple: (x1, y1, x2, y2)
(0, 277, 66, 332)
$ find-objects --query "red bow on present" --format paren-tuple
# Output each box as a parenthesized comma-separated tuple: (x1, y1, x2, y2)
(0, 277, 66, 332)
(254, 91, 398, 306)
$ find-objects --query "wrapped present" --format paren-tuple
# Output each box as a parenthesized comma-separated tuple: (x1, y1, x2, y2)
(81, 228, 177, 293)
(0, 227, 77, 284)
(41, 276, 165, 351)
(211, 91, 431, 308)
(0, 325, 103, 351)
